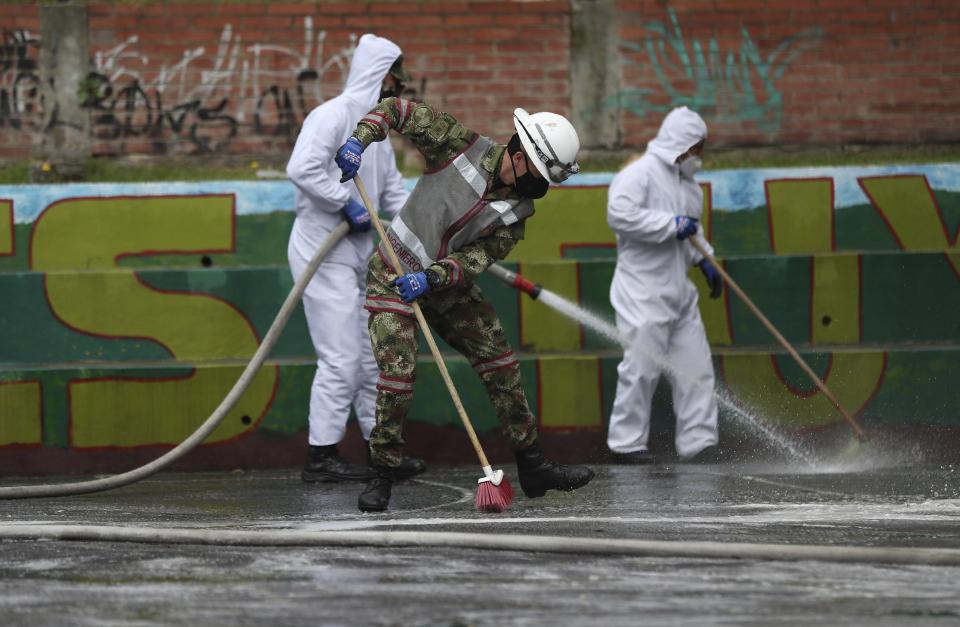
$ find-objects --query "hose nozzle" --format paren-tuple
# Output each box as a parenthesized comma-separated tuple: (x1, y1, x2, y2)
(486, 264, 542, 300)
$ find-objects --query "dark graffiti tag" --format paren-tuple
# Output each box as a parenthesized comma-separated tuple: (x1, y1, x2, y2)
(84, 21, 359, 154)
(6, 20, 429, 155)
(80, 72, 238, 153)
(0, 29, 43, 130)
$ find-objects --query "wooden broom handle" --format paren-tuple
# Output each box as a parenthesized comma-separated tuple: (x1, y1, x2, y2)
(353, 177, 491, 467)
(689, 237, 868, 441)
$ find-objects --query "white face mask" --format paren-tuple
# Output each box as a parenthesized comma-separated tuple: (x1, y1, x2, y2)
(679, 156, 702, 178)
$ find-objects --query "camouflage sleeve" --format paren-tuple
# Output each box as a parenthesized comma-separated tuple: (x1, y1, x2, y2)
(354, 98, 477, 171)
(426, 221, 526, 290)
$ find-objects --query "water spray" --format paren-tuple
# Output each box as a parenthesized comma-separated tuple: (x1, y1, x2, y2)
(687, 237, 868, 442)
(486, 265, 818, 465)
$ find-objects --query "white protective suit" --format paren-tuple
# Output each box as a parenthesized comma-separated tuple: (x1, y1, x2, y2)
(606, 106, 719, 459)
(286, 34, 409, 446)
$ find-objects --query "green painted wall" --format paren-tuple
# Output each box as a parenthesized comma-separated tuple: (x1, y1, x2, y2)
(0, 168, 958, 472)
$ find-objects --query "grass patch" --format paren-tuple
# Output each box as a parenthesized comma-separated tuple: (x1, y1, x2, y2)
(705, 144, 960, 171)
(2, 143, 958, 184)
(580, 144, 960, 173)
(82, 158, 265, 182)
(0, 160, 32, 184)
(0, 158, 267, 184)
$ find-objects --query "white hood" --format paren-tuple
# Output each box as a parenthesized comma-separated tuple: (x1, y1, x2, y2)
(342, 33, 403, 110)
(606, 105, 714, 323)
(645, 106, 708, 165)
(286, 33, 409, 268)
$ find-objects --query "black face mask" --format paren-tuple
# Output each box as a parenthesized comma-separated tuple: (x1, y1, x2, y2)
(508, 135, 550, 199)
(515, 168, 550, 200)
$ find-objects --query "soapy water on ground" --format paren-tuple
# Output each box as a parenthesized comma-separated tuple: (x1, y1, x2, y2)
(1, 465, 958, 627)
(0, 284, 954, 626)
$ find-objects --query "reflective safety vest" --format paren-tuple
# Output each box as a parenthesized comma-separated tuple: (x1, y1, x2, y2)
(379, 135, 534, 274)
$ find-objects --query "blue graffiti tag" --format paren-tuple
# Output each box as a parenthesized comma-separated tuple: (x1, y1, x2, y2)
(604, 9, 823, 135)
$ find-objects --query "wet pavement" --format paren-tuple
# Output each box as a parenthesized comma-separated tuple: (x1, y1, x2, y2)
(1, 461, 959, 626)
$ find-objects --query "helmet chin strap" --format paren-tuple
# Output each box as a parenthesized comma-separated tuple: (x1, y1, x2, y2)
(508, 145, 525, 187)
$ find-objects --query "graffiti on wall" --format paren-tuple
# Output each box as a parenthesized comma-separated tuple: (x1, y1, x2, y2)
(604, 8, 823, 135)
(0, 27, 88, 143)
(2, 18, 430, 157)
(80, 17, 358, 152)
(0, 29, 43, 131)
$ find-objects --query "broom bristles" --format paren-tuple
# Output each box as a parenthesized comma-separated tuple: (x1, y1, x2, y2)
(475, 476, 514, 513)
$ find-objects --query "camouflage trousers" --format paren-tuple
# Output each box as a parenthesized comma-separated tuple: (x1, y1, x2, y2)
(364, 255, 538, 468)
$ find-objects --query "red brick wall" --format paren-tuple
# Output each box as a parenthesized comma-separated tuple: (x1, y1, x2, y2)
(82, 0, 569, 157)
(614, 0, 960, 147)
(0, 0, 958, 160)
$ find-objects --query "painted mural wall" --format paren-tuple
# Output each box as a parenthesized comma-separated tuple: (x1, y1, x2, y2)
(0, 163, 957, 473)
(3, 1, 960, 158)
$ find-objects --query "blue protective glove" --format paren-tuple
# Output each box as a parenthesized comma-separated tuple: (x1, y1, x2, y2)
(335, 137, 364, 182)
(675, 215, 699, 240)
(394, 271, 431, 303)
(698, 259, 723, 299)
(340, 197, 370, 233)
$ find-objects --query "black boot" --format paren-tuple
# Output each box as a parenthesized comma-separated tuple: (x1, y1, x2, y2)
(515, 441, 595, 498)
(358, 474, 393, 512)
(301, 444, 376, 483)
(392, 456, 427, 480)
(366, 448, 427, 481)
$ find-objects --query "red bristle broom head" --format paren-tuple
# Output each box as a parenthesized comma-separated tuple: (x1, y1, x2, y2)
(476, 474, 514, 513)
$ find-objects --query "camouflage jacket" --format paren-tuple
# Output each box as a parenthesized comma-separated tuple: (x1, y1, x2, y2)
(353, 98, 526, 289)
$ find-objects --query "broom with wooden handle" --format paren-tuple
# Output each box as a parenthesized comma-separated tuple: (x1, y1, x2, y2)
(354, 176, 513, 513)
(689, 236, 868, 441)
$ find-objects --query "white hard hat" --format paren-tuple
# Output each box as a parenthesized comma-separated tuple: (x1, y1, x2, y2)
(513, 108, 581, 183)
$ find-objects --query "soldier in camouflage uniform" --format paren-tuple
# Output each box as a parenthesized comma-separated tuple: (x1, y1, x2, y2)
(336, 97, 595, 512)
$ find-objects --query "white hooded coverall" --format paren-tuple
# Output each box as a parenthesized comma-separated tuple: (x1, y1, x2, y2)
(606, 106, 719, 459)
(286, 34, 409, 446)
